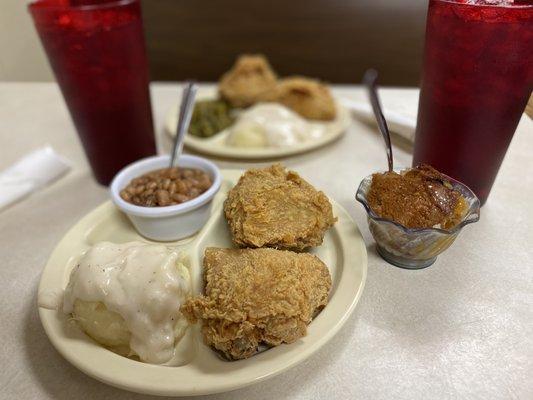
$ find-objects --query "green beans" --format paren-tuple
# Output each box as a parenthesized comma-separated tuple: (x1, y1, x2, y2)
(188, 100, 235, 138)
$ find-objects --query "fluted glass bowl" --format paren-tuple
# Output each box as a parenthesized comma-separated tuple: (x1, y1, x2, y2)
(356, 169, 480, 269)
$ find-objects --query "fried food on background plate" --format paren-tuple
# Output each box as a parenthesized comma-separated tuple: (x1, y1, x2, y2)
(219, 54, 278, 108)
(181, 247, 332, 360)
(264, 76, 337, 121)
(224, 164, 336, 251)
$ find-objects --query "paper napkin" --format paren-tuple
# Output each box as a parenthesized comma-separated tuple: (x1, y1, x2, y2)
(339, 88, 419, 142)
(0, 146, 71, 212)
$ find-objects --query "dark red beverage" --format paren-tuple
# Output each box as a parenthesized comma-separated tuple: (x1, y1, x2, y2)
(29, 0, 156, 185)
(413, 0, 533, 205)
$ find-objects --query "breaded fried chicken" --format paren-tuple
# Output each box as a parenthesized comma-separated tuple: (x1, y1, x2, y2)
(181, 247, 332, 360)
(219, 54, 278, 108)
(264, 76, 337, 121)
(224, 164, 336, 251)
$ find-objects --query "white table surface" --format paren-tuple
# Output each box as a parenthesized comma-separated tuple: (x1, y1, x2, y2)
(0, 82, 532, 400)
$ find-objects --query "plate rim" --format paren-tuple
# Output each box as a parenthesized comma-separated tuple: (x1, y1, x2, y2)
(37, 170, 367, 396)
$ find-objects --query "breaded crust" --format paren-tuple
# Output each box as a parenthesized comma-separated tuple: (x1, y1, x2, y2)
(219, 54, 278, 108)
(263, 76, 337, 121)
(224, 164, 336, 251)
(181, 247, 332, 360)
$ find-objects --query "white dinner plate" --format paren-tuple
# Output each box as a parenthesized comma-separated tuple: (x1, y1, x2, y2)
(165, 87, 352, 159)
(37, 170, 367, 396)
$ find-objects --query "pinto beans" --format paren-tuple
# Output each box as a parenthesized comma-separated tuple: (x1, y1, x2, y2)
(120, 167, 212, 207)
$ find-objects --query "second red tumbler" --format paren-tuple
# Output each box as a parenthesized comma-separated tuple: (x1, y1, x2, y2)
(413, 0, 532, 205)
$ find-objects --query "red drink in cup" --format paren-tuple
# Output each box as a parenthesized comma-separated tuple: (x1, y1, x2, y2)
(413, 0, 532, 205)
(29, 0, 156, 185)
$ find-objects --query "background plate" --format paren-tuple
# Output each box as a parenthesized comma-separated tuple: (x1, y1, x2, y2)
(37, 170, 367, 396)
(165, 87, 352, 159)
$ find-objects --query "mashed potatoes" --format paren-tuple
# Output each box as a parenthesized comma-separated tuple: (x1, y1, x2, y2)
(63, 241, 190, 364)
(226, 103, 328, 148)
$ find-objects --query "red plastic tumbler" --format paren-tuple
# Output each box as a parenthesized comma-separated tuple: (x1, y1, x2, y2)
(413, 0, 533, 205)
(29, 0, 156, 185)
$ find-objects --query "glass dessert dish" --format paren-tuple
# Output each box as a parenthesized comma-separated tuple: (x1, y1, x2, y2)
(356, 168, 480, 269)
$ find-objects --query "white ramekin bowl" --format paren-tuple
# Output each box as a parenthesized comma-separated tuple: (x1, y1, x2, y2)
(110, 154, 222, 241)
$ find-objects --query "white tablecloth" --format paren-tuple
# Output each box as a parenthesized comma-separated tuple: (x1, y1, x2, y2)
(0, 82, 532, 400)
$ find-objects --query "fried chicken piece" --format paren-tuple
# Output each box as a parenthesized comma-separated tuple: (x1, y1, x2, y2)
(219, 54, 278, 108)
(263, 76, 337, 121)
(181, 247, 331, 360)
(224, 164, 336, 251)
